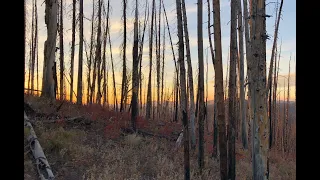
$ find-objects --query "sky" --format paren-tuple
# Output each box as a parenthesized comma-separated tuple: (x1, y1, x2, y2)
(24, 0, 296, 103)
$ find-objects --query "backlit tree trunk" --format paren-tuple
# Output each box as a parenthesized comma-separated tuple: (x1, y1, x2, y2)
(181, 0, 196, 150)
(212, 0, 228, 179)
(176, 0, 190, 178)
(59, 0, 64, 101)
(77, 0, 84, 104)
(42, 0, 58, 99)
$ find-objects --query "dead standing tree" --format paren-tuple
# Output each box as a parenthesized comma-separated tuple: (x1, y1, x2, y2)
(146, 0, 156, 120)
(228, 0, 238, 179)
(120, 0, 128, 112)
(197, 0, 205, 172)
(42, 0, 58, 99)
(181, 0, 196, 150)
(59, 0, 65, 101)
(250, 0, 269, 179)
(77, 0, 84, 105)
(131, 0, 139, 131)
(176, 0, 190, 178)
(70, 0, 76, 102)
(237, 0, 248, 149)
(212, 0, 228, 179)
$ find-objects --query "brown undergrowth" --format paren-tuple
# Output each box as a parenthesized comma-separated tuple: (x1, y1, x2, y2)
(24, 94, 295, 180)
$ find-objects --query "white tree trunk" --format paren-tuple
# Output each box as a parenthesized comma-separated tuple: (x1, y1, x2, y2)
(24, 112, 55, 180)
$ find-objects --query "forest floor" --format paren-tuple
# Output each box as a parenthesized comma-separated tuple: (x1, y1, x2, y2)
(24, 94, 296, 180)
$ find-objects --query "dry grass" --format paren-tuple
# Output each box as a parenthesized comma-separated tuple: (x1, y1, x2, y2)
(24, 94, 296, 180)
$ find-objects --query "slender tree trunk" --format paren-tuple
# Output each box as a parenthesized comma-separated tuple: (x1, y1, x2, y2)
(146, 0, 155, 120)
(42, 0, 58, 99)
(161, 7, 165, 115)
(77, 0, 84, 104)
(131, 0, 139, 131)
(251, 0, 269, 178)
(162, 1, 179, 122)
(35, 0, 39, 95)
(196, 0, 205, 172)
(207, 0, 215, 65)
(70, 0, 76, 102)
(59, 0, 65, 101)
(120, 0, 128, 112)
(108, 26, 118, 111)
(266, 0, 283, 98)
(156, 0, 161, 119)
(285, 55, 291, 152)
(176, 0, 190, 178)
(212, 0, 228, 179)
(138, 0, 149, 114)
(181, 0, 196, 150)
(95, 0, 103, 105)
(31, 0, 35, 95)
(228, 1, 237, 179)
(24, 0, 26, 90)
(87, 0, 95, 104)
(237, 0, 248, 149)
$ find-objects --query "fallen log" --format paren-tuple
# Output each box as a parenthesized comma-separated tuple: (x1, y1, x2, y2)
(120, 128, 179, 142)
(24, 111, 55, 180)
(40, 116, 92, 125)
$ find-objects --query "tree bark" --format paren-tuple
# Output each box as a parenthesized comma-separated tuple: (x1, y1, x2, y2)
(228, 0, 237, 179)
(237, 0, 248, 149)
(212, 0, 228, 179)
(176, 0, 190, 178)
(59, 0, 65, 101)
(70, 0, 76, 102)
(250, 0, 269, 178)
(197, 0, 205, 172)
(77, 0, 84, 104)
(146, 0, 155, 120)
(120, 0, 128, 112)
(181, 0, 196, 150)
(131, 0, 139, 132)
(42, 0, 58, 100)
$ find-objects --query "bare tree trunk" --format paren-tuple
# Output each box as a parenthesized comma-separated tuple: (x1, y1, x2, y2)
(120, 0, 128, 112)
(156, 0, 162, 119)
(176, 0, 190, 178)
(212, 0, 228, 179)
(35, 0, 39, 96)
(237, 0, 248, 149)
(31, 0, 35, 95)
(95, 0, 103, 105)
(77, 0, 84, 104)
(181, 0, 196, 150)
(268, 0, 283, 149)
(207, 0, 215, 65)
(24, 0, 26, 90)
(59, 0, 65, 101)
(228, 1, 237, 179)
(131, 0, 139, 131)
(146, 0, 155, 120)
(70, 0, 76, 102)
(87, 0, 95, 104)
(161, 6, 165, 115)
(266, 0, 283, 98)
(42, 0, 58, 99)
(162, 1, 179, 122)
(285, 55, 291, 152)
(138, 0, 149, 114)
(108, 25, 118, 111)
(102, 0, 110, 107)
(196, 0, 205, 172)
(251, 0, 269, 178)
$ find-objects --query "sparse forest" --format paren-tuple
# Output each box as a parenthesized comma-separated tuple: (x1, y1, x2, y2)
(24, 0, 296, 179)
